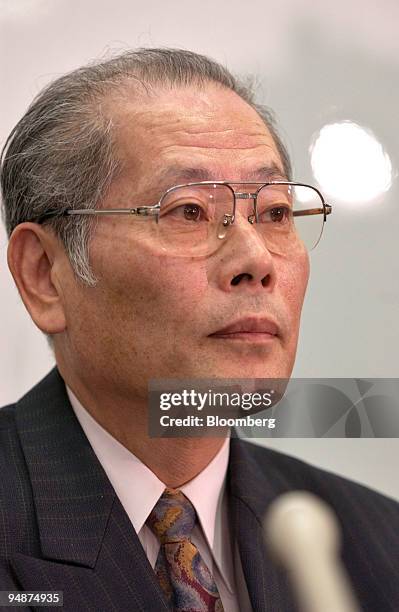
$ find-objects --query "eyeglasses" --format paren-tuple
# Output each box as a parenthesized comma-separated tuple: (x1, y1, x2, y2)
(33, 181, 332, 257)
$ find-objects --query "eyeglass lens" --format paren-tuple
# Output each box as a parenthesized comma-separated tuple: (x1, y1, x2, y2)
(158, 184, 325, 256)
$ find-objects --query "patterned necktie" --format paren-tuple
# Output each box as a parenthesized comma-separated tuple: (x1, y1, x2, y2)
(147, 487, 224, 611)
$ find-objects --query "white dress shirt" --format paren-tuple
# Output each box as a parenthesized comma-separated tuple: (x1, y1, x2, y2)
(66, 386, 253, 612)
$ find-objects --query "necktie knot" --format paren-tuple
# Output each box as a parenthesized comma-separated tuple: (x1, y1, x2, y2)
(147, 488, 196, 544)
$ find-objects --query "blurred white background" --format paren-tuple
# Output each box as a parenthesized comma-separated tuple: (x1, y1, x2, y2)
(1, 0, 398, 499)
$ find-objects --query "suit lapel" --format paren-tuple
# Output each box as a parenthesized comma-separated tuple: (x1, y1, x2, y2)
(228, 438, 296, 612)
(11, 498, 169, 611)
(11, 367, 169, 611)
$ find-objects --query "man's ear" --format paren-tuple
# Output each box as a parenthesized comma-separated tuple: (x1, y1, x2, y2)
(7, 223, 68, 334)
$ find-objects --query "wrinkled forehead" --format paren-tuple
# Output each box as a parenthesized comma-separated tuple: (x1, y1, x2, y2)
(107, 84, 285, 186)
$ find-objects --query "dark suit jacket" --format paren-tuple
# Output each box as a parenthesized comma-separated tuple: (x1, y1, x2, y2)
(1, 367, 398, 611)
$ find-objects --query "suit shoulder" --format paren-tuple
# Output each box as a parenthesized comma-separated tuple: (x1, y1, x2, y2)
(0, 402, 39, 558)
(0, 402, 20, 463)
(0, 401, 24, 480)
(0, 402, 18, 429)
(239, 440, 399, 608)
(0, 403, 20, 461)
(241, 439, 399, 511)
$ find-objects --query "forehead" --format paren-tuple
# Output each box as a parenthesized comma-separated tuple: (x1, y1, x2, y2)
(109, 84, 285, 190)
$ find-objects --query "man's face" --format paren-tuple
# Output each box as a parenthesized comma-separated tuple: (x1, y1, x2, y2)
(56, 84, 309, 399)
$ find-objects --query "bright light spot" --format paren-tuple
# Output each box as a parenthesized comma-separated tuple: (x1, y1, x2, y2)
(310, 121, 392, 203)
(294, 185, 316, 204)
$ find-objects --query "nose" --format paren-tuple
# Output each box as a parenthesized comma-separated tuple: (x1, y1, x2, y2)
(212, 210, 277, 293)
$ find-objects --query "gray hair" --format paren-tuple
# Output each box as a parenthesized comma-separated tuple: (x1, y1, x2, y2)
(1, 47, 291, 289)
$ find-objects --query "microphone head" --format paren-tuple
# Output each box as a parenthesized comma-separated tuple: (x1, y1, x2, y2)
(264, 491, 341, 566)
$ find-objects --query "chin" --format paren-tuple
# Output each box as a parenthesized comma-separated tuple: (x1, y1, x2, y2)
(200, 362, 292, 381)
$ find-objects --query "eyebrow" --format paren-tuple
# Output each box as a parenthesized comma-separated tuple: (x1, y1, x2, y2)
(155, 163, 287, 186)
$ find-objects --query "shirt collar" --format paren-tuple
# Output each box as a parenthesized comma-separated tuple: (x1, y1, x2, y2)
(66, 385, 165, 534)
(180, 435, 230, 551)
(66, 385, 230, 551)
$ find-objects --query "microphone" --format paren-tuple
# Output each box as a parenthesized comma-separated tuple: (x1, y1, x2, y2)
(263, 491, 361, 612)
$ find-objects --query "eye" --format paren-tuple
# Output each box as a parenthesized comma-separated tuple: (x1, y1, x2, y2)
(161, 200, 208, 222)
(270, 206, 289, 223)
(183, 203, 202, 221)
(257, 205, 292, 224)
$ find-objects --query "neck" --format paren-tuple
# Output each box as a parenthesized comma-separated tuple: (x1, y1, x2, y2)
(125, 436, 227, 487)
(60, 365, 226, 487)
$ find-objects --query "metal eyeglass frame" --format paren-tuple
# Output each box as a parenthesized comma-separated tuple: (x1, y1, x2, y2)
(31, 180, 332, 235)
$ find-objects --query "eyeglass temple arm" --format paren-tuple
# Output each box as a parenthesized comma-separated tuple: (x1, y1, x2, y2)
(67, 207, 159, 216)
(293, 204, 332, 219)
(30, 206, 160, 224)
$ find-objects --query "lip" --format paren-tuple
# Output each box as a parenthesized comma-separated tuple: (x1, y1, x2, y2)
(209, 316, 280, 341)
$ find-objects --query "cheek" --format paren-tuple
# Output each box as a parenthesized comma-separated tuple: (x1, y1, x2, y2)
(278, 252, 310, 322)
(98, 244, 210, 332)
(154, 257, 210, 313)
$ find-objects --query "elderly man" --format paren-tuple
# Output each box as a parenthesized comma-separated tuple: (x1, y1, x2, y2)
(0, 48, 398, 612)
